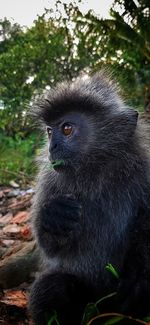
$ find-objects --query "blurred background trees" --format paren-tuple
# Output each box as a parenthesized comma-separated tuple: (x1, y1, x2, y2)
(0, 0, 150, 184)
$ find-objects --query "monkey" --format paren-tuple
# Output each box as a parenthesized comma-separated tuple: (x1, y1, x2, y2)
(29, 71, 150, 325)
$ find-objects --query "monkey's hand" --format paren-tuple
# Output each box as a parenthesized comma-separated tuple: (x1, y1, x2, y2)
(39, 195, 82, 238)
(37, 195, 82, 254)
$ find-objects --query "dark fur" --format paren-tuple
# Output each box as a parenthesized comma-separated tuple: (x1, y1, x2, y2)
(29, 71, 150, 325)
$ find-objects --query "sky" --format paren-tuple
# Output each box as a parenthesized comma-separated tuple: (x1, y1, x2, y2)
(0, 0, 113, 27)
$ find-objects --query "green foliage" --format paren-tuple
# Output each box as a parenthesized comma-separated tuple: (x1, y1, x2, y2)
(47, 310, 60, 325)
(102, 316, 124, 324)
(0, 133, 38, 185)
(105, 264, 120, 279)
(0, 14, 74, 135)
(81, 302, 99, 325)
(0, 0, 149, 186)
(96, 0, 150, 108)
(51, 160, 65, 168)
(46, 292, 149, 325)
(81, 293, 117, 325)
(0, 0, 149, 139)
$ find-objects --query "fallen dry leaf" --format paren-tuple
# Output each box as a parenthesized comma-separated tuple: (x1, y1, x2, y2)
(3, 224, 21, 234)
(0, 190, 5, 198)
(1, 290, 27, 308)
(11, 211, 29, 224)
(0, 213, 13, 225)
(3, 188, 11, 194)
(9, 180, 19, 188)
(8, 195, 32, 211)
(2, 239, 15, 247)
(1, 242, 23, 259)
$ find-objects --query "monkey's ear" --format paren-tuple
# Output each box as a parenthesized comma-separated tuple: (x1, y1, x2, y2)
(126, 108, 138, 134)
(116, 108, 138, 137)
(126, 108, 138, 127)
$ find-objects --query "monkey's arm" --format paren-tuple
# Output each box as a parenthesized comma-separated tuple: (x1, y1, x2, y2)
(40, 195, 82, 236)
(29, 272, 93, 325)
(33, 189, 82, 255)
(118, 207, 150, 317)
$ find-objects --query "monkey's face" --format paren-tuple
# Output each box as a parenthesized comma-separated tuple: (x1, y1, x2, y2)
(46, 112, 93, 170)
(32, 73, 138, 172)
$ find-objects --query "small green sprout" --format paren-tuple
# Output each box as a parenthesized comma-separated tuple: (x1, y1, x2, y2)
(49, 160, 65, 169)
(105, 263, 120, 279)
(47, 310, 60, 325)
(53, 160, 65, 168)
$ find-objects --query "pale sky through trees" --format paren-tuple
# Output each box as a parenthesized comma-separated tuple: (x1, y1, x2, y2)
(0, 0, 113, 27)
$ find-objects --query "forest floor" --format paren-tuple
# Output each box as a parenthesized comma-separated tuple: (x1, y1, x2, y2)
(0, 184, 35, 324)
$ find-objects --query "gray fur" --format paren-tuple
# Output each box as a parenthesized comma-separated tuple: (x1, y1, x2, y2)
(30, 71, 150, 324)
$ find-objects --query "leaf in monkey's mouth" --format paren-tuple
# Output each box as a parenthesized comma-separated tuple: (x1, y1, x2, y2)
(51, 160, 65, 168)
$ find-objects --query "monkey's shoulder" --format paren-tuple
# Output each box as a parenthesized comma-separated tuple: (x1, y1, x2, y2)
(36, 168, 60, 191)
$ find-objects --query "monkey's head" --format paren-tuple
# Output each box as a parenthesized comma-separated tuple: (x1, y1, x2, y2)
(32, 71, 138, 172)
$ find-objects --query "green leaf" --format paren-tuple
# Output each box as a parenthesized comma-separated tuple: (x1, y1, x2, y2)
(51, 160, 65, 168)
(47, 311, 60, 325)
(81, 303, 99, 325)
(103, 316, 124, 324)
(105, 264, 120, 279)
(95, 292, 117, 308)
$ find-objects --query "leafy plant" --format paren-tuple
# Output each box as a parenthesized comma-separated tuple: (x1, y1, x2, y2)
(0, 133, 38, 185)
(105, 264, 120, 279)
(47, 311, 60, 325)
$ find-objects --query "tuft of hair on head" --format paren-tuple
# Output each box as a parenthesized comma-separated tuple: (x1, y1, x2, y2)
(30, 70, 138, 134)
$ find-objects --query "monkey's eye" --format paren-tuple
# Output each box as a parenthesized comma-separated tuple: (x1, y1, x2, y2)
(46, 127, 52, 138)
(62, 123, 73, 136)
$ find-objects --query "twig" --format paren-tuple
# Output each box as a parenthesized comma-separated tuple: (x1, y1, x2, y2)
(87, 312, 148, 325)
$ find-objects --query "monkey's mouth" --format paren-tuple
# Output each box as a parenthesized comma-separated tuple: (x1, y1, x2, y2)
(51, 160, 65, 169)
